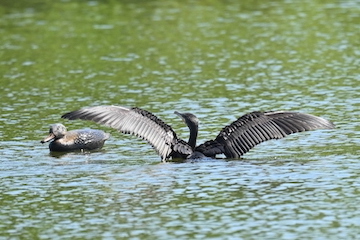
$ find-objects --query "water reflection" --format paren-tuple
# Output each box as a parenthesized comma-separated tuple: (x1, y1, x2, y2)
(47, 149, 105, 159)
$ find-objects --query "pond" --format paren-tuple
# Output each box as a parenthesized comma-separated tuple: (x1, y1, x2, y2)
(0, 0, 359, 239)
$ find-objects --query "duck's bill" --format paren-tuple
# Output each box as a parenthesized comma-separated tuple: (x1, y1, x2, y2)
(41, 133, 56, 143)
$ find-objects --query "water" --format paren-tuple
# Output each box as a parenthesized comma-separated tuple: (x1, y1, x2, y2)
(0, 0, 359, 239)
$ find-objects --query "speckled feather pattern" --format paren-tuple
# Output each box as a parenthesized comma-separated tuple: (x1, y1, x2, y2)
(48, 129, 110, 152)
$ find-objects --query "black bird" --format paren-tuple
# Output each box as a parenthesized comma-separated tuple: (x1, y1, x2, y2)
(61, 105, 334, 161)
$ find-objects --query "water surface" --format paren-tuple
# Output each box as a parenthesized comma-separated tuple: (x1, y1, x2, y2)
(0, 0, 359, 239)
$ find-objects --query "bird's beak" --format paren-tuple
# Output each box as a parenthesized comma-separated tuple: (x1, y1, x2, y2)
(40, 133, 56, 143)
(174, 111, 185, 121)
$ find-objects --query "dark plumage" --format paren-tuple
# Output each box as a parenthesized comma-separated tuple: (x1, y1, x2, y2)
(61, 105, 334, 161)
(41, 123, 110, 152)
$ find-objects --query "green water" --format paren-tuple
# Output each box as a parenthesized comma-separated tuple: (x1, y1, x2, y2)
(1, 0, 359, 239)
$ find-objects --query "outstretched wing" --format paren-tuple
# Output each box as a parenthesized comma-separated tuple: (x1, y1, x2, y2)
(196, 111, 335, 158)
(62, 105, 192, 160)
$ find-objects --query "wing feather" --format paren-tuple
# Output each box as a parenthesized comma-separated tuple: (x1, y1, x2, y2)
(197, 111, 334, 158)
(62, 105, 184, 160)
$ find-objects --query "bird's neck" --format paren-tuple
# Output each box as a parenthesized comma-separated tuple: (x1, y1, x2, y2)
(188, 122, 198, 149)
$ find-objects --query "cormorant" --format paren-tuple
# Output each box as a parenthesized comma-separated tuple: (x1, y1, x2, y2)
(61, 105, 334, 161)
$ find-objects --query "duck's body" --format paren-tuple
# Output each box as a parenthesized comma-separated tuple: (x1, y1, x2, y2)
(61, 105, 335, 161)
(41, 124, 110, 152)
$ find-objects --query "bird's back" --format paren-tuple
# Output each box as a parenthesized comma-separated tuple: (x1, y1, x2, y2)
(49, 129, 110, 151)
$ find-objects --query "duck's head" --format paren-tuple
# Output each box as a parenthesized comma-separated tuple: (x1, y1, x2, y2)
(41, 123, 67, 143)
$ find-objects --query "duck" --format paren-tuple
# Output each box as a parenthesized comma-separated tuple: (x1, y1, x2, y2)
(41, 123, 110, 152)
